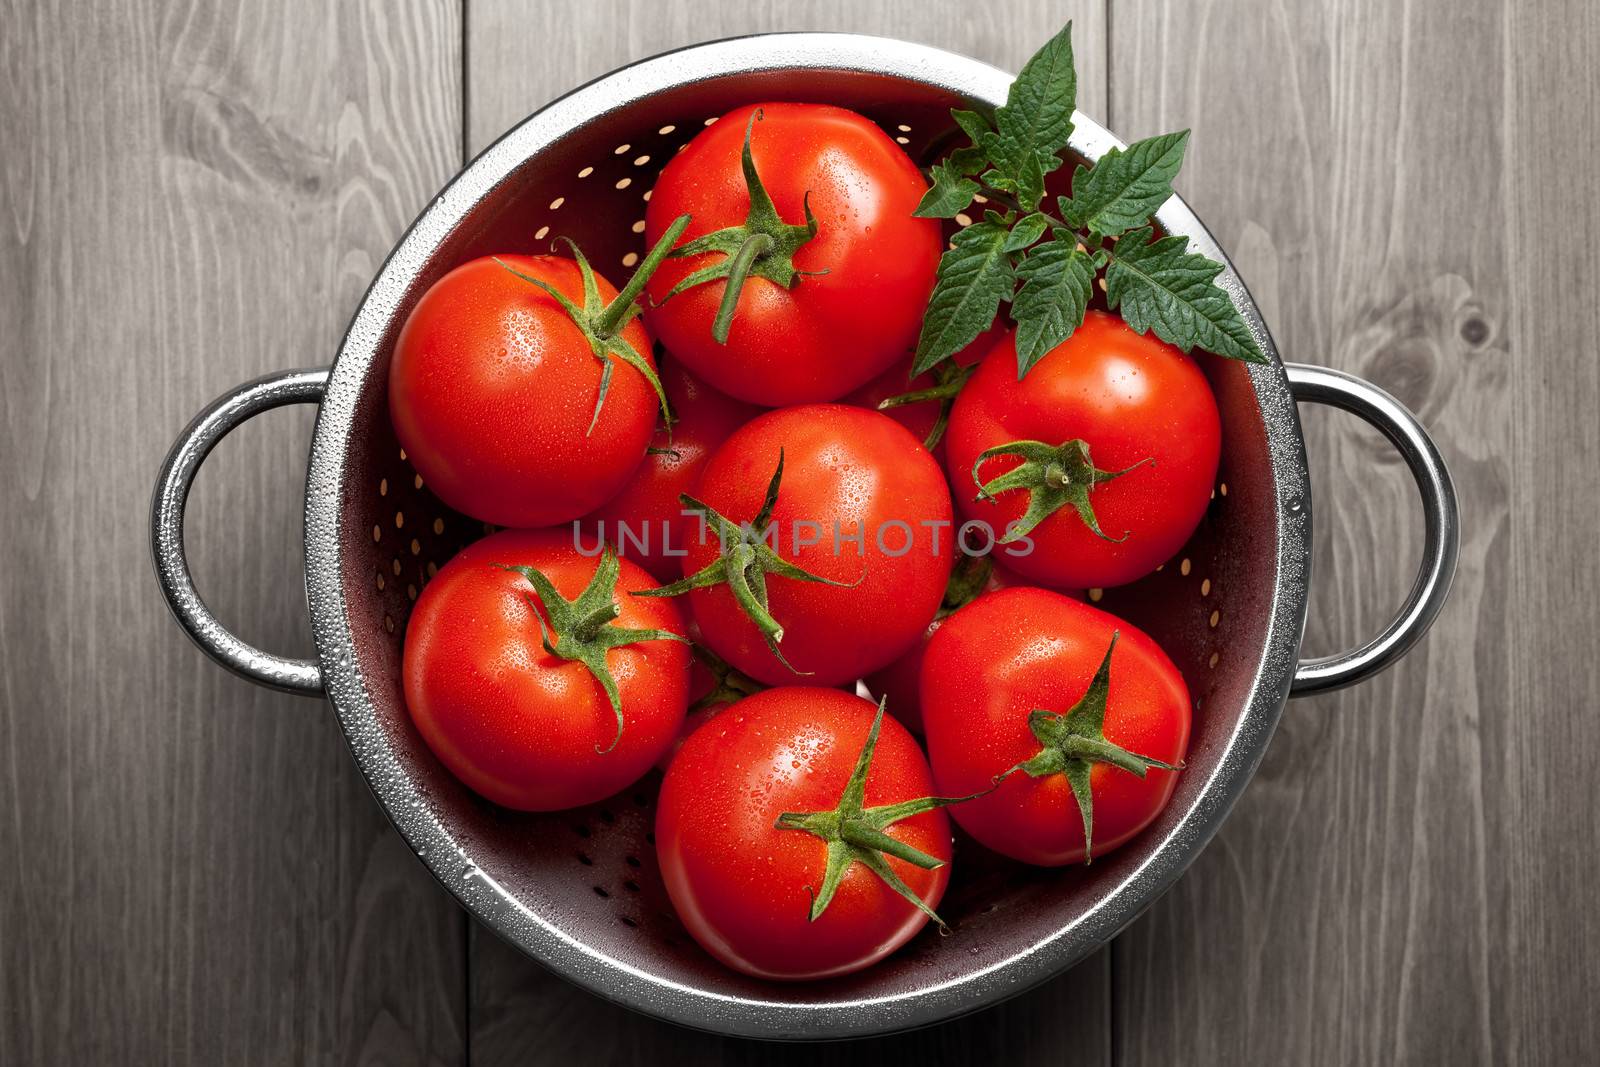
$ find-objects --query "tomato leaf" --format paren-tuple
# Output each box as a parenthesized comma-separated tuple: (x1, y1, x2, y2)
(1103, 227, 1268, 363)
(914, 156, 983, 219)
(1011, 235, 1095, 374)
(1003, 212, 1053, 253)
(913, 220, 1016, 375)
(987, 21, 1077, 211)
(1058, 130, 1190, 238)
(914, 20, 1265, 376)
(914, 25, 1077, 376)
(951, 108, 993, 145)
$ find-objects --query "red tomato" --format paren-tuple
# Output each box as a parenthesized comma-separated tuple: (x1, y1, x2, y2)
(843, 358, 943, 452)
(842, 321, 1010, 457)
(864, 559, 1062, 735)
(644, 103, 941, 405)
(652, 648, 861, 774)
(390, 254, 658, 527)
(920, 587, 1190, 865)
(581, 359, 759, 582)
(402, 529, 689, 811)
(656, 687, 952, 980)
(670, 405, 953, 686)
(951, 319, 1011, 369)
(945, 311, 1222, 589)
(652, 644, 762, 774)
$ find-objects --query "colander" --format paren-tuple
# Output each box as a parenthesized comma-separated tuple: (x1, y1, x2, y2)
(150, 33, 1459, 1040)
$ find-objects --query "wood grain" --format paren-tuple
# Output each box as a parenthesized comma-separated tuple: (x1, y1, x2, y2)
(1109, 0, 1599, 1062)
(465, 0, 1108, 156)
(0, 1, 467, 1063)
(462, 2, 1113, 1064)
(1501, 0, 1600, 1060)
(5, 0, 1599, 1064)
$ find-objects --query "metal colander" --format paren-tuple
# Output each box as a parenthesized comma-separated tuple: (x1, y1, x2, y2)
(152, 34, 1458, 1041)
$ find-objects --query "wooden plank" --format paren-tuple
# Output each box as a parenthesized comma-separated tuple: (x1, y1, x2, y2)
(0, 1, 467, 1063)
(469, 929, 1108, 1066)
(1108, 0, 1599, 1062)
(463, 3, 1112, 1063)
(466, 0, 1109, 154)
(1501, 0, 1600, 1060)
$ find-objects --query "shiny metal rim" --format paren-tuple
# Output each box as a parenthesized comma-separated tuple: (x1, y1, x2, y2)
(300, 33, 1312, 1040)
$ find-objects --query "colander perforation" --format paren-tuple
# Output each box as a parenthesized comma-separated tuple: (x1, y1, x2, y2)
(301, 34, 1309, 1040)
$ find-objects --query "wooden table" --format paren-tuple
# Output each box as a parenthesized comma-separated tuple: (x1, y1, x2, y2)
(5, 1, 1596, 1062)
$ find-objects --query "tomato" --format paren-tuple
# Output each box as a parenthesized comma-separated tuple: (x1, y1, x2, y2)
(944, 311, 1222, 589)
(644, 103, 941, 406)
(654, 404, 953, 687)
(402, 529, 689, 811)
(843, 358, 943, 452)
(652, 644, 762, 774)
(389, 238, 680, 527)
(656, 687, 954, 980)
(949, 318, 1011, 369)
(842, 321, 1010, 458)
(581, 359, 759, 582)
(864, 558, 1061, 735)
(920, 587, 1190, 865)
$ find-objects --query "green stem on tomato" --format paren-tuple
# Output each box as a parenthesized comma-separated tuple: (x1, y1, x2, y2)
(712, 232, 776, 342)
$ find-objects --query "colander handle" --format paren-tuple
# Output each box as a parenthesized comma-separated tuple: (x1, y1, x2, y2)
(151, 368, 330, 696)
(1284, 363, 1459, 695)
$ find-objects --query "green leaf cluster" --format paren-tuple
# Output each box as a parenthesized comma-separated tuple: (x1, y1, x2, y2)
(912, 22, 1266, 378)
